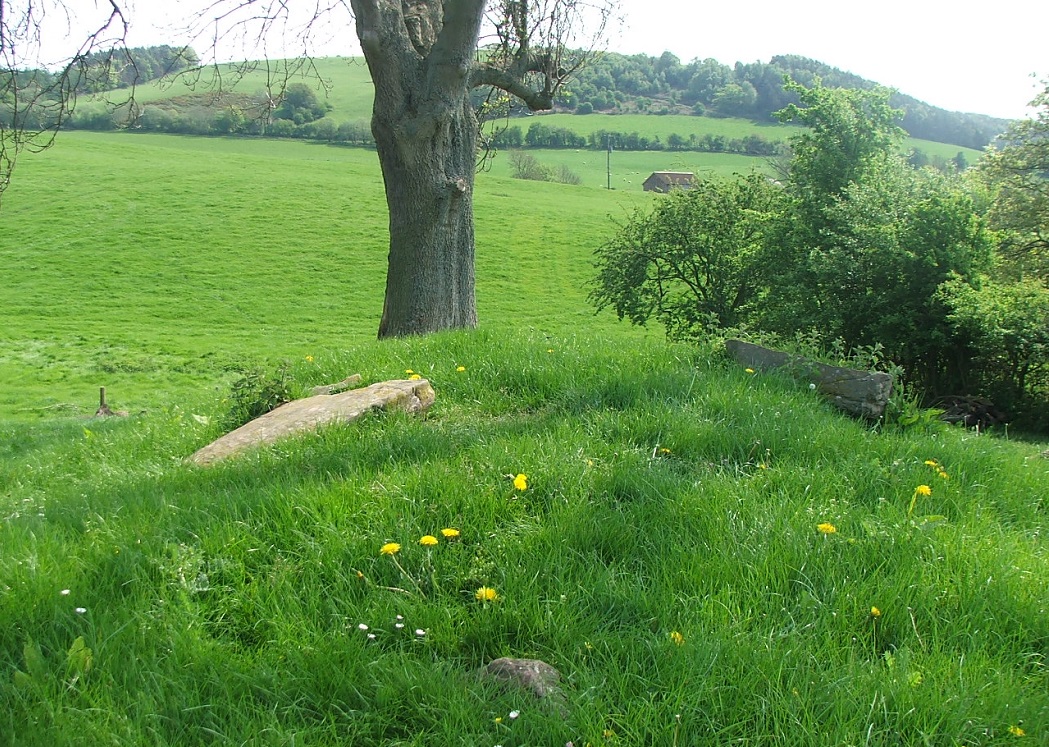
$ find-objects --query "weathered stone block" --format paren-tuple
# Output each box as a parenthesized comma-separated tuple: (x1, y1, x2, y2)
(725, 339, 892, 419)
(189, 378, 435, 466)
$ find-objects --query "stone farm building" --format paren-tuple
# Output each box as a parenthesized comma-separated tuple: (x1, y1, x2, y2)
(643, 172, 696, 193)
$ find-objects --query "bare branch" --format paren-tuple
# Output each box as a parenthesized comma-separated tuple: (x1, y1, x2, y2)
(1, 0, 133, 203)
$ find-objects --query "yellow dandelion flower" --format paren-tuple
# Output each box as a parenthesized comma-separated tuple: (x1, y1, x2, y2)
(603, 729, 616, 738)
(870, 606, 882, 618)
(404, 369, 414, 374)
(745, 367, 755, 374)
(305, 355, 314, 362)
(1008, 725, 1026, 737)
(456, 365, 466, 372)
(475, 586, 499, 602)
(440, 527, 460, 538)
(817, 522, 837, 534)
(938, 470, 949, 480)
(380, 542, 401, 556)
(408, 373, 422, 380)
(670, 631, 684, 646)
(494, 716, 503, 724)
(915, 484, 932, 496)
(923, 459, 939, 467)
(513, 473, 528, 491)
(419, 535, 438, 546)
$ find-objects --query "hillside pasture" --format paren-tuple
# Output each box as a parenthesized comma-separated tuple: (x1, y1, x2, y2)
(0, 131, 652, 420)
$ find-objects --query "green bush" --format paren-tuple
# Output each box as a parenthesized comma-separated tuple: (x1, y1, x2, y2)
(222, 363, 294, 430)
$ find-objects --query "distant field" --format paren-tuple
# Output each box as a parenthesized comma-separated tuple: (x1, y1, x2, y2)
(0, 131, 653, 419)
(117, 56, 985, 164)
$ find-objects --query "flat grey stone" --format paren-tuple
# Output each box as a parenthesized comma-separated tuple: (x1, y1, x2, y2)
(189, 378, 435, 466)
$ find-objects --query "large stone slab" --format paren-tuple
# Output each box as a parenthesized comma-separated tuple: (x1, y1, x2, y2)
(725, 339, 892, 419)
(189, 378, 435, 466)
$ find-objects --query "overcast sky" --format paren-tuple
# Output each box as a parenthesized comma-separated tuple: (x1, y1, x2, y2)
(46, 0, 1049, 120)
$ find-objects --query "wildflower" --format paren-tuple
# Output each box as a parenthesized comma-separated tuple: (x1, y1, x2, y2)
(494, 717, 503, 724)
(419, 535, 438, 546)
(923, 459, 939, 467)
(670, 631, 685, 646)
(75, 607, 87, 614)
(456, 365, 466, 372)
(509, 710, 520, 720)
(358, 623, 369, 631)
(305, 355, 314, 362)
(408, 374, 422, 380)
(395, 622, 405, 630)
(367, 633, 376, 641)
(745, 368, 755, 374)
(915, 485, 932, 497)
(870, 606, 882, 618)
(405, 369, 414, 374)
(60, 589, 70, 596)
(356, 570, 365, 579)
(938, 470, 949, 480)
(817, 522, 837, 534)
(475, 586, 499, 602)
(415, 629, 426, 637)
(513, 473, 528, 491)
(1009, 725, 1026, 737)
(658, 447, 672, 455)
(380, 542, 401, 556)
(440, 527, 460, 538)
(603, 729, 615, 738)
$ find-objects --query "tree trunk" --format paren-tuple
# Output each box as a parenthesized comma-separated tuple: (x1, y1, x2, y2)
(373, 93, 478, 338)
(352, 0, 486, 339)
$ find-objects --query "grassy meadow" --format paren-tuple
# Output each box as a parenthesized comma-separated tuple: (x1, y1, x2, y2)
(1, 130, 1047, 745)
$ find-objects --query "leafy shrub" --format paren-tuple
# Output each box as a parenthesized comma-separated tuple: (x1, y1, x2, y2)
(222, 364, 293, 430)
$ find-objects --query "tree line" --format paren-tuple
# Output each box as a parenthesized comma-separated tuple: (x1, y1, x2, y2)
(590, 79, 1049, 432)
(554, 51, 1009, 150)
(489, 122, 783, 156)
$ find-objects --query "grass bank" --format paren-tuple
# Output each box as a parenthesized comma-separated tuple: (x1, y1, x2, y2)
(1, 330, 1046, 745)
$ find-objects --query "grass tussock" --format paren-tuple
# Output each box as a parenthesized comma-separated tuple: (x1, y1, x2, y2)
(1, 330, 1046, 745)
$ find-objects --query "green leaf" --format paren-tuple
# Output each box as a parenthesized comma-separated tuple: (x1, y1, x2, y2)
(66, 636, 93, 678)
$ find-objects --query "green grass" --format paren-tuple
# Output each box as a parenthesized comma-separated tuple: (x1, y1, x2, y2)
(1, 330, 1046, 745)
(1, 130, 1045, 745)
(0, 131, 652, 419)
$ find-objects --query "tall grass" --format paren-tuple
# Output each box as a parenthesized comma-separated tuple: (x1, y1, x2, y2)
(1, 330, 1046, 745)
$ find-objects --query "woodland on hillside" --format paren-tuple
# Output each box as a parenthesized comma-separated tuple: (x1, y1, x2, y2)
(3, 46, 1008, 153)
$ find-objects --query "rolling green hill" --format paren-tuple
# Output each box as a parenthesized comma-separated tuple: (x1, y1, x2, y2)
(71, 55, 985, 170)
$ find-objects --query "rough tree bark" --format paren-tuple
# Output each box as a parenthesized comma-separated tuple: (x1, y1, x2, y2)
(349, 0, 611, 338)
(351, 0, 484, 337)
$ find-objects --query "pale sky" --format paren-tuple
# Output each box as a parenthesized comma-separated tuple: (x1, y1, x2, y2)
(36, 0, 1049, 120)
